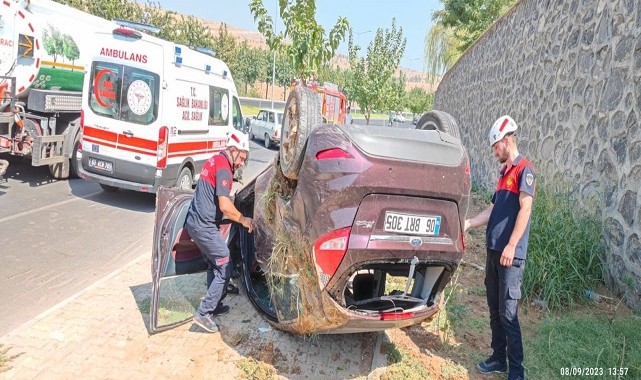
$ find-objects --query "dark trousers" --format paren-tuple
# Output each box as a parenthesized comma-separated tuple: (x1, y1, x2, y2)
(485, 249, 525, 376)
(187, 225, 231, 316)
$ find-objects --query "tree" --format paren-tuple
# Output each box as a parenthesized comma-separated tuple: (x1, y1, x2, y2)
(274, 54, 295, 100)
(213, 24, 238, 70)
(384, 72, 406, 113)
(249, 0, 349, 83)
(62, 34, 80, 66)
(42, 25, 64, 63)
(423, 23, 461, 83)
(235, 42, 267, 95)
(347, 19, 406, 124)
(406, 87, 434, 115)
(433, 0, 516, 53)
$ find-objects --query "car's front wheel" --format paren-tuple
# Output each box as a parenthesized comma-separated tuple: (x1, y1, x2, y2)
(264, 134, 272, 149)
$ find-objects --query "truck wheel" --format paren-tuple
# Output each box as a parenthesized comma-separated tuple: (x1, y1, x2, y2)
(100, 184, 119, 192)
(70, 133, 81, 178)
(176, 167, 193, 190)
(264, 134, 271, 149)
(279, 85, 321, 180)
(49, 160, 70, 180)
(415, 110, 460, 139)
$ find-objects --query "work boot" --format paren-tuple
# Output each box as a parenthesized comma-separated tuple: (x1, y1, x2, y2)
(192, 312, 219, 333)
(477, 357, 507, 374)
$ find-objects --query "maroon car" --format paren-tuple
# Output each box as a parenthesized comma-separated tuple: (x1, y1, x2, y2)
(150, 87, 470, 334)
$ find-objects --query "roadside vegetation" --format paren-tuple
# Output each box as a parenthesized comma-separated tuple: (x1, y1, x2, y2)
(379, 184, 640, 379)
(0, 344, 22, 373)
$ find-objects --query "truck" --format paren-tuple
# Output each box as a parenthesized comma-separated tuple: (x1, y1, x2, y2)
(291, 80, 347, 124)
(0, 0, 118, 179)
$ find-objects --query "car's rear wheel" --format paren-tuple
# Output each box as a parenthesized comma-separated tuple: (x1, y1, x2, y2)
(264, 134, 271, 149)
(280, 85, 321, 180)
(415, 110, 460, 139)
(249, 130, 255, 140)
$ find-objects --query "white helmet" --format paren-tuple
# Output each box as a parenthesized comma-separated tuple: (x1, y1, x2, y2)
(226, 132, 249, 152)
(488, 115, 518, 146)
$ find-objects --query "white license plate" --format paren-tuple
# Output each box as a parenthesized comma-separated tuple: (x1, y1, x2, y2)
(384, 211, 441, 236)
(88, 157, 113, 173)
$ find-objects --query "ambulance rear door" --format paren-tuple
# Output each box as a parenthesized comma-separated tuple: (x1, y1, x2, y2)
(83, 29, 164, 185)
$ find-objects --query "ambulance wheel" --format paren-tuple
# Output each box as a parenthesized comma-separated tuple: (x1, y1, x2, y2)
(100, 184, 119, 192)
(264, 134, 272, 149)
(69, 122, 81, 178)
(415, 110, 460, 139)
(176, 167, 193, 190)
(280, 85, 321, 180)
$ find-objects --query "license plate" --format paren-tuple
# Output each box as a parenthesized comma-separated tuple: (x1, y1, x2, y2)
(88, 157, 113, 173)
(384, 211, 441, 236)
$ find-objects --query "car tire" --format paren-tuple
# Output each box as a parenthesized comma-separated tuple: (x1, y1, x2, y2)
(264, 134, 271, 149)
(415, 110, 460, 139)
(175, 167, 193, 190)
(249, 130, 255, 140)
(280, 85, 321, 180)
(100, 183, 119, 192)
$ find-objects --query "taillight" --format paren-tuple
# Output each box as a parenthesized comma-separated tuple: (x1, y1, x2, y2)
(461, 232, 466, 251)
(274, 128, 278, 138)
(380, 311, 415, 321)
(157, 126, 168, 169)
(315, 148, 352, 160)
(313, 227, 351, 287)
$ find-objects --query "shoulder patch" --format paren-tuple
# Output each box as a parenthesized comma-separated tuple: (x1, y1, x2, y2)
(526, 173, 534, 187)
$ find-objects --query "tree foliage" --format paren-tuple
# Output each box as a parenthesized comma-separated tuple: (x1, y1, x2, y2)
(235, 41, 268, 95)
(433, 0, 516, 53)
(347, 18, 406, 124)
(405, 87, 434, 115)
(249, 0, 349, 82)
(423, 23, 461, 81)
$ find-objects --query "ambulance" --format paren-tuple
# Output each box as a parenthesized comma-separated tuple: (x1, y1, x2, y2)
(78, 23, 245, 193)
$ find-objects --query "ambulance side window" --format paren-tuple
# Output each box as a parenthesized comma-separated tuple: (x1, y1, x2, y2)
(231, 96, 243, 131)
(208, 86, 229, 126)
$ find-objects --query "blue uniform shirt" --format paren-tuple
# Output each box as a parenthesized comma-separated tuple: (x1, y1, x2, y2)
(185, 151, 234, 231)
(486, 155, 536, 259)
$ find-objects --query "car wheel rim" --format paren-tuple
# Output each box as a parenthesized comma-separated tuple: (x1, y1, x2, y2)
(265, 135, 270, 148)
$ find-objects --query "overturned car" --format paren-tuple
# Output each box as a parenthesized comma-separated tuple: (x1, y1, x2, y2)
(150, 87, 470, 334)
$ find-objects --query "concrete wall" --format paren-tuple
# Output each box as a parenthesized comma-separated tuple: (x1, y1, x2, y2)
(435, 0, 641, 310)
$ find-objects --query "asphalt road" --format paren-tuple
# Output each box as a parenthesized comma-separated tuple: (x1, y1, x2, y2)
(0, 141, 276, 336)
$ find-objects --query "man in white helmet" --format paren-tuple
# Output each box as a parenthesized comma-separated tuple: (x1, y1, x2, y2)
(464, 115, 535, 380)
(186, 132, 253, 333)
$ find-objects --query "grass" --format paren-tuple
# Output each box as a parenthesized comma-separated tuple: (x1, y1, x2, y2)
(0, 344, 23, 373)
(526, 313, 641, 378)
(381, 342, 431, 379)
(235, 357, 276, 380)
(524, 182, 603, 309)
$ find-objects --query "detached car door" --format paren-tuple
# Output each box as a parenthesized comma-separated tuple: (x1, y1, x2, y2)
(150, 187, 234, 333)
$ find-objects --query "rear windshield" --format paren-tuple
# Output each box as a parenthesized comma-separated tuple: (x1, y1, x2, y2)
(88, 61, 160, 125)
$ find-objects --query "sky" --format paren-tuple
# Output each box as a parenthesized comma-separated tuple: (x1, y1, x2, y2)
(149, 0, 443, 72)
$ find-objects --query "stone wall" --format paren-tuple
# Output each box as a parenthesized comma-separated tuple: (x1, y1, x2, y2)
(435, 0, 641, 310)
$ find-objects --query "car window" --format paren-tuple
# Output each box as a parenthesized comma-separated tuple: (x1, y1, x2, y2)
(268, 112, 275, 123)
(208, 86, 229, 126)
(257, 111, 266, 121)
(277, 113, 283, 124)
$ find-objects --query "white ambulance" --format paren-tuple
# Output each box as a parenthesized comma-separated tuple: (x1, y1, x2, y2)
(78, 24, 245, 193)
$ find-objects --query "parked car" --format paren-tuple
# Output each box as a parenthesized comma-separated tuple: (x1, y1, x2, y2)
(392, 112, 405, 123)
(149, 88, 470, 335)
(248, 108, 284, 149)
